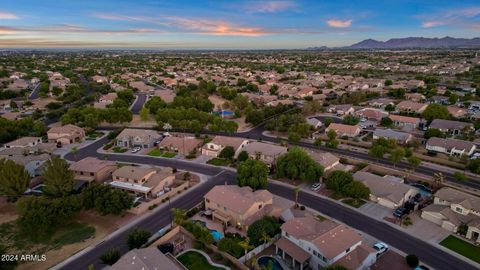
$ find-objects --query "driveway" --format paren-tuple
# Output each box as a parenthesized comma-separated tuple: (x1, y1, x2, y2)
(403, 212, 451, 244)
(358, 201, 393, 220)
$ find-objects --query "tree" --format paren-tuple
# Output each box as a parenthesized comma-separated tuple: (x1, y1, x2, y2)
(42, 157, 75, 197)
(390, 148, 406, 168)
(380, 117, 393, 127)
(238, 239, 253, 260)
(343, 115, 360, 125)
(236, 159, 269, 190)
(405, 254, 419, 268)
(172, 208, 186, 226)
(323, 117, 333, 127)
(81, 184, 133, 215)
(325, 171, 353, 193)
(342, 181, 370, 199)
(422, 104, 451, 122)
(369, 145, 386, 161)
(424, 128, 445, 139)
(385, 79, 393, 86)
(0, 159, 29, 201)
(145, 96, 166, 114)
(127, 228, 152, 250)
(218, 237, 244, 258)
(100, 248, 121, 265)
(407, 156, 421, 172)
(467, 158, 480, 174)
(219, 146, 235, 160)
(433, 172, 445, 190)
(247, 216, 281, 246)
(237, 150, 249, 162)
(385, 104, 395, 112)
(454, 172, 467, 182)
(327, 129, 337, 141)
(139, 107, 149, 121)
(275, 147, 324, 183)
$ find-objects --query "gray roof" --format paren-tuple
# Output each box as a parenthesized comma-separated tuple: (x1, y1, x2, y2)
(353, 171, 416, 204)
(429, 119, 472, 130)
(244, 141, 287, 157)
(373, 128, 411, 142)
(426, 137, 476, 152)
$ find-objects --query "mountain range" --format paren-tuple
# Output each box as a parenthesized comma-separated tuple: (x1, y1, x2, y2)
(309, 37, 480, 50)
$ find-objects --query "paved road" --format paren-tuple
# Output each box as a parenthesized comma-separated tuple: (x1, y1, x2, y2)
(28, 83, 40, 100)
(59, 138, 479, 270)
(130, 93, 147, 114)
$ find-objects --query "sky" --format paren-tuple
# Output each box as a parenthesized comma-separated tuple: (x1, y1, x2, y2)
(0, 0, 479, 49)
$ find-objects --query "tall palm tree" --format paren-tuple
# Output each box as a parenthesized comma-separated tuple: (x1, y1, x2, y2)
(294, 186, 301, 208)
(260, 231, 272, 249)
(239, 238, 253, 261)
(433, 172, 445, 190)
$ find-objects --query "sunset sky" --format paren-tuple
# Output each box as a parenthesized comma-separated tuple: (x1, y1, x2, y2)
(1, 0, 479, 49)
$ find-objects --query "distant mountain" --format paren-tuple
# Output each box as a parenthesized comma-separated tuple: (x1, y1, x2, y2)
(345, 36, 480, 49)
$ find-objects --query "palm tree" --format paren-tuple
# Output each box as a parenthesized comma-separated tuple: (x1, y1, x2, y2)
(163, 123, 172, 132)
(294, 186, 301, 208)
(260, 231, 272, 249)
(433, 172, 445, 190)
(71, 146, 78, 160)
(239, 238, 253, 261)
(250, 252, 258, 269)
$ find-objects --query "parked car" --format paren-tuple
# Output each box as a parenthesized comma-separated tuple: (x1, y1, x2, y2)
(311, 183, 321, 191)
(415, 265, 430, 270)
(373, 242, 389, 256)
(131, 147, 141, 153)
(393, 207, 409, 218)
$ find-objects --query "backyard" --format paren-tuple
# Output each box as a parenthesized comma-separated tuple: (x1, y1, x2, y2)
(440, 235, 480, 263)
(177, 250, 226, 270)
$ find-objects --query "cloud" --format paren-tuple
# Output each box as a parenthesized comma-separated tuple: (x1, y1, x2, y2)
(0, 11, 18, 20)
(0, 24, 166, 36)
(243, 1, 297, 13)
(327, 19, 352, 28)
(419, 6, 480, 29)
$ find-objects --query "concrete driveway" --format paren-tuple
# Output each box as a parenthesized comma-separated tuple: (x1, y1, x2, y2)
(358, 201, 394, 220)
(403, 212, 451, 244)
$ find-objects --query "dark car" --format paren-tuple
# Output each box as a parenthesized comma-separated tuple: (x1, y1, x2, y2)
(393, 207, 409, 218)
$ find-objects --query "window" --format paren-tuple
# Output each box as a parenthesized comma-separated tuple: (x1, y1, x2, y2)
(346, 247, 350, 253)
(455, 207, 463, 213)
(313, 250, 317, 256)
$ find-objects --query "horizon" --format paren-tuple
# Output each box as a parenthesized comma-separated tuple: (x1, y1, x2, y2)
(0, 0, 480, 49)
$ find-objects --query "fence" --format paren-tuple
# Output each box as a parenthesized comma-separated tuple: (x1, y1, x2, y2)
(238, 234, 281, 263)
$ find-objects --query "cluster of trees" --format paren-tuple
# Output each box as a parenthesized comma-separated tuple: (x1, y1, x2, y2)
(265, 113, 313, 141)
(369, 138, 421, 170)
(60, 106, 132, 130)
(236, 159, 269, 190)
(155, 107, 237, 133)
(246, 104, 298, 126)
(275, 147, 324, 183)
(325, 171, 370, 199)
(246, 216, 281, 246)
(422, 104, 451, 122)
(0, 117, 46, 144)
(13, 157, 132, 240)
(325, 129, 339, 148)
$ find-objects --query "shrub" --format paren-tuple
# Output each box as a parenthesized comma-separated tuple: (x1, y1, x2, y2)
(100, 248, 121, 265)
(405, 254, 419, 267)
(127, 228, 152, 250)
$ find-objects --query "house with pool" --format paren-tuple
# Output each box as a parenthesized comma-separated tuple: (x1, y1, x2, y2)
(275, 217, 376, 270)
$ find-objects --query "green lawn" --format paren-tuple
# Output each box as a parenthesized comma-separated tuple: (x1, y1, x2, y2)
(342, 198, 366, 208)
(206, 158, 231, 166)
(440, 235, 480, 263)
(177, 251, 225, 270)
(148, 149, 176, 158)
(112, 146, 128, 153)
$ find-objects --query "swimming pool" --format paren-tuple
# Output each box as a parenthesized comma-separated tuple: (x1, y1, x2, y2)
(257, 256, 285, 270)
(210, 230, 223, 241)
(411, 183, 432, 197)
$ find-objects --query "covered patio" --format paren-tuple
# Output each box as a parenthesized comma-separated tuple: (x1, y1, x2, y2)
(275, 237, 311, 270)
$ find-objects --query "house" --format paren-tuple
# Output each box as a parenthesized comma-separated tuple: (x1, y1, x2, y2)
(389, 114, 422, 130)
(110, 247, 185, 270)
(307, 118, 323, 129)
(0, 148, 50, 177)
(94, 92, 118, 108)
(4, 137, 42, 149)
(110, 166, 175, 198)
(430, 95, 449, 105)
(429, 119, 473, 135)
(204, 185, 273, 230)
(47, 124, 85, 145)
(373, 128, 413, 144)
(326, 123, 361, 138)
(328, 104, 355, 116)
(276, 217, 376, 270)
(447, 106, 467, 118)
(355, 108, 389, 122)
(243, 141, 288, 165)
(201, 136, 248, 158)
(421, 187, 480, 243)
(307, 150, 341, 172)
(426, 137, 476, 157)
(368, 98, 395, 109)
(396, 101, 427, 114)
(353, 171, 418, 209)
(296, 87, 316, 98)
(405, 93, 426, 102)
(69, 157, 117, 183)
(158, 136, 203, 155)
(116, 128, 160, 148)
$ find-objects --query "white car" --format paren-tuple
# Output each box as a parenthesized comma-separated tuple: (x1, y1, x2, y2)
(311, 183, 321, 191)
(131, 147, 141, 153)
(373, 242, 389, 256)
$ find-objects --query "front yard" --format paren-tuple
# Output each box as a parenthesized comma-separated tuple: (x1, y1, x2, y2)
(440, 235, 480, 263)
(342, 198, 366, 208)
(206, 158, 231, 167)
(147, 149, 176, 158)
